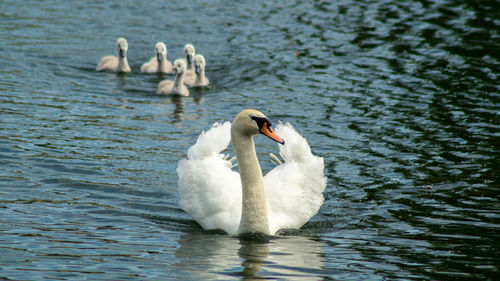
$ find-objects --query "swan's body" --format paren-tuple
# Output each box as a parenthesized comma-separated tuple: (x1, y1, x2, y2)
(178, 109, 326, 235)
(141, 42, 173, 74)
(96, 38, 131, 73)
(157, 59, 189, 96)
(184, 54, 210, 87)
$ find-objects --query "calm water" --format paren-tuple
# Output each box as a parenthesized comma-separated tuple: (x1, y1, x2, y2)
(1, 0, 499, 280)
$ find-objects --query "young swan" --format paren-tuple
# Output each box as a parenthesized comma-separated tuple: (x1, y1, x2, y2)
(182, 43, 196, 72)
(156, 59, 189, 96)
(185, 54, 210, 87)
(96, 37, 131, 73)
(140, 42, 173, 74)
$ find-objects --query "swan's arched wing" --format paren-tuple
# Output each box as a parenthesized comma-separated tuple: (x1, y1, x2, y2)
(177, 122, 242, 235)
(264, 122, 327, 234)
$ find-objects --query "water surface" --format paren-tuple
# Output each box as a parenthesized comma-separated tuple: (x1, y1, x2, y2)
(1, 0, 499, 280)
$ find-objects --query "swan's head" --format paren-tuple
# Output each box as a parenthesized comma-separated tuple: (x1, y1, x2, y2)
(116, 37, 128, 58)
(155, 42, 167, 62)
(194, 54, 206, 74)
(232, 109, 285, 144)
(183, 43, 196, 65)
(171, 59, 187, 75)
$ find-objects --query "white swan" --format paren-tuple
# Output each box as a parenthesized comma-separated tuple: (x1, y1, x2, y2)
(96, 37, 131, 73)
(140, 42, 173, 74)
(184, 54, 210, 87)
(178, 109, 326, 235)
(156, 59, 189, 96)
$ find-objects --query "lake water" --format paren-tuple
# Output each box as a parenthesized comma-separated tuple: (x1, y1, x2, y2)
(1, 0, 499, 280)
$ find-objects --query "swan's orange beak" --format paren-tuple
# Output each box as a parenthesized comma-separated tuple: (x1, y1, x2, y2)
(260, 122, 285, 145)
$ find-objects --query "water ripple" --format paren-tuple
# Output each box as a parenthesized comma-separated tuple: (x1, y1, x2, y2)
(1, 0, 499, 279)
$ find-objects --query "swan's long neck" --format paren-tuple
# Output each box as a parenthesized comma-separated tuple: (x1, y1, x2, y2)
(187, 59, 194, 71)
(195, 67, 206, 84)
(118, 57, 129, 72)
(232, 132, 270, 235)
(158, 56, 168, 73)
(173, 71, 185, 90)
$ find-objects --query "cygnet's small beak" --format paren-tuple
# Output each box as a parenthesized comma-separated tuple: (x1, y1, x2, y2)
(119, 48, 127, 58)
(187, 54, 193, 65)
(157, 52, 163, 62)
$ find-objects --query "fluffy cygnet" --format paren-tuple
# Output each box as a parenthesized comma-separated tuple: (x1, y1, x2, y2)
(96, 37, 131, 73)
(184, 54, 210, 87)
(156, 59, 189, 96)
(140, 42, 173, 74)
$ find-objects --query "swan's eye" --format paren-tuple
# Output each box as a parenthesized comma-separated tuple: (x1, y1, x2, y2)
(251, 116, 272, 130)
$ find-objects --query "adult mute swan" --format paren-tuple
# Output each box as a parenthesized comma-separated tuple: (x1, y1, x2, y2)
(178, 109, 326, 235)
(96, 37, 131, 73)
(156, 59, 189, 96)
(141, 42, 173, 74)
(184, 54, 210, 87)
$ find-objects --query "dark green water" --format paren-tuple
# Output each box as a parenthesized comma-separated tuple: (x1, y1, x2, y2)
(1, 0, 499, 280)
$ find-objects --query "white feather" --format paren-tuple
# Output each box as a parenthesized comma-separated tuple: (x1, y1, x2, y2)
(265, 122, 327, 234)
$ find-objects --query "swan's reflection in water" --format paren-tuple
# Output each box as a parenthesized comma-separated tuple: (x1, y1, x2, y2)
(155, 89, 204, 123)
(157, 95, 185, 123)
(190, 88, 205, 105)
(175, 233, 324, 280)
